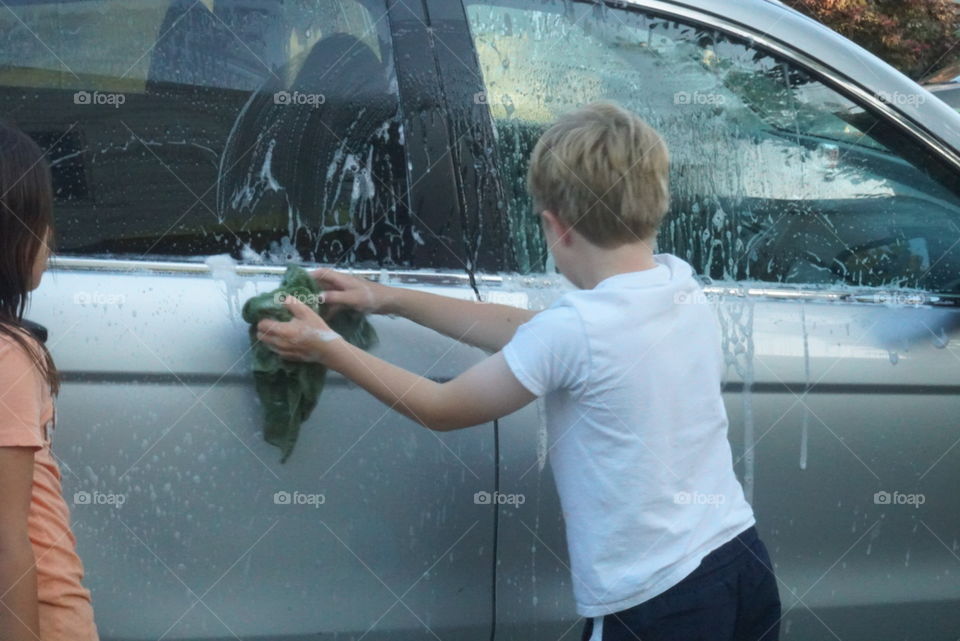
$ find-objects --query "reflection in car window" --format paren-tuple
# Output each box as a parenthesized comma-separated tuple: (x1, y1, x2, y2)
(0, 0, 430, 268)
(465, 1, 960, 294)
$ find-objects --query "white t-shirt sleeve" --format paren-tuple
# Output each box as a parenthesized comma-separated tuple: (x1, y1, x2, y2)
(501, 304, 587, 397)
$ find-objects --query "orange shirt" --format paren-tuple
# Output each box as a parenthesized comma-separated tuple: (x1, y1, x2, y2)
(0, 334, 98, 641)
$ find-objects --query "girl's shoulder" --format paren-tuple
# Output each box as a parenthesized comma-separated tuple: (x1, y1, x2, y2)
(0, 327, 49, 451)
(0, 326, 44, 368)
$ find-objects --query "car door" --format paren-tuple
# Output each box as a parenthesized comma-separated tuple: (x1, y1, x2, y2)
(445, 1, 960, 640)
(2, 1, 496, 639)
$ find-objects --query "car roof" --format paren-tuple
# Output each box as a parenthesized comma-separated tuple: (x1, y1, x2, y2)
(620, 0, 960, 151)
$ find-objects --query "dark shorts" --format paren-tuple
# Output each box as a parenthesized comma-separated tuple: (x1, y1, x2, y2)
(581, 525, 781, 641)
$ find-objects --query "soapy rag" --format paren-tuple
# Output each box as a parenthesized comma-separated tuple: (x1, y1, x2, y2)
(242, 265, 378, 462)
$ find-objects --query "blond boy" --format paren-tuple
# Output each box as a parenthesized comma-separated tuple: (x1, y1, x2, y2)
(259, 101, 781, 641)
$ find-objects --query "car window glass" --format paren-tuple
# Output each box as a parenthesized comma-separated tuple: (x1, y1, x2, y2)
(0, 0, 433, 268)
(465, 1, 960, 294)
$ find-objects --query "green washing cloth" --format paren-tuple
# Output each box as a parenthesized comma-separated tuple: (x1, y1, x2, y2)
(241, 266, 378, 462)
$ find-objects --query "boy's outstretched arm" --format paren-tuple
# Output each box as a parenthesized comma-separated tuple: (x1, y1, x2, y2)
(257, 298, 537, 430)
(312, 268, 535, 353)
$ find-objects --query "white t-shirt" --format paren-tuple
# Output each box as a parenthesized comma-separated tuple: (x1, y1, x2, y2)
(501, 253, 756, 617)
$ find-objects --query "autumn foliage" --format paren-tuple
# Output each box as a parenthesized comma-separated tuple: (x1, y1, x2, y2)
(784, 0, 960, 79)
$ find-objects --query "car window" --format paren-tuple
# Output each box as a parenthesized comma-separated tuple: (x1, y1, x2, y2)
(464, 1, 960, 295)
(0, 0, 434, 268)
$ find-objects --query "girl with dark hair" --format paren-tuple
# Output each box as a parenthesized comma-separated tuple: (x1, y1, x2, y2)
(0, 123, 99, 641)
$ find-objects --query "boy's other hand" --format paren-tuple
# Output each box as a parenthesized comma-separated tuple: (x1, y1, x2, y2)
(310, 268, 395, 316)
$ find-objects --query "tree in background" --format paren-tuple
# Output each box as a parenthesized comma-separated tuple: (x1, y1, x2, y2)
(784, 0, 960, 80)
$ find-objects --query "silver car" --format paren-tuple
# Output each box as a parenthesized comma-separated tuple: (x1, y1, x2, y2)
(3, 0, 959, 639)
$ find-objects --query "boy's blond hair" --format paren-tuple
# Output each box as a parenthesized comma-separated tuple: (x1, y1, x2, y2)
(527, 101, 670, 247)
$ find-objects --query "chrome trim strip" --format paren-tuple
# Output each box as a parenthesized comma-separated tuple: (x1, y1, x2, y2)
(699, 283, 951, 305)
(48, 257, 953, 306)
(49, 256, 504, 286)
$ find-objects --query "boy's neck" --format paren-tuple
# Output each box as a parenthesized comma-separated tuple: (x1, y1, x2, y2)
(570, 238, 658, 290)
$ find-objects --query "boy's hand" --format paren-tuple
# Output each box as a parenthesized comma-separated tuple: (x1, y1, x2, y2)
(257, 297, 343, 364)
(311, 268, 396, 316)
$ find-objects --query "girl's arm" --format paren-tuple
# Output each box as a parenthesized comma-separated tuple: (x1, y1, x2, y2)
(312, 268, 536, 353)
(257, 299, 538, 430)
(0, 447, 40, 641)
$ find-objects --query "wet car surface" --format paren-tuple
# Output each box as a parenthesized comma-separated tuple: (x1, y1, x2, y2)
(2, 0, 960, 639)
